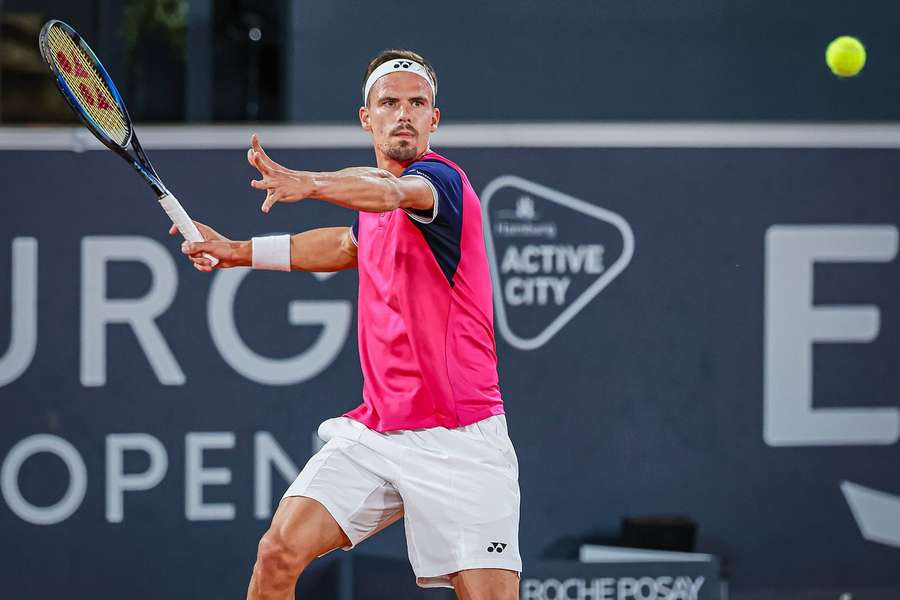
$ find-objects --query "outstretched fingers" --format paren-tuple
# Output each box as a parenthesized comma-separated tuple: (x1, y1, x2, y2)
(261, 190, 277, 214)
(247, 150, 269, 176)
(247, 133, 293, 213)
(251, 133, 275, 165)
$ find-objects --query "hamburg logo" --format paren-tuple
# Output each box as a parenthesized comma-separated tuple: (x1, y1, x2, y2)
(481, 175, 634, 350)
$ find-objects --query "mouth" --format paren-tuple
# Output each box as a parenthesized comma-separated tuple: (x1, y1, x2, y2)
(391, 129, 417, 138)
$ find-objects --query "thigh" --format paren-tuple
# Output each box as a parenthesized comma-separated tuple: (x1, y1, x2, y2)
(267, 496, 350, 559)
(400, 416, 521, 585)
(449, 568, 520, 600)
(283, 418, 405, 548)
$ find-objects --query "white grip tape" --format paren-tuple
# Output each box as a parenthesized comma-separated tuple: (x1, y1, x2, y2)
(158, 193, 219, 266)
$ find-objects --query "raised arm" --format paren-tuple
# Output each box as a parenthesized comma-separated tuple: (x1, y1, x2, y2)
(172, 222, 357, 273)
(247, 134, 434, 214)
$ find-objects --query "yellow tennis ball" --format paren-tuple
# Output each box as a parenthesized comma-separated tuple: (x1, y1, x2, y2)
(826, 36, 866, 77)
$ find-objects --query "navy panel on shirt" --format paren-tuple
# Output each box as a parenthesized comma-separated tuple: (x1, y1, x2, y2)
(350, 216, 360, 245)
(401, 159, 464, 286)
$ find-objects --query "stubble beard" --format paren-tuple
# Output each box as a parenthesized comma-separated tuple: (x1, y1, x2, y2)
(385, 139, 419, 162)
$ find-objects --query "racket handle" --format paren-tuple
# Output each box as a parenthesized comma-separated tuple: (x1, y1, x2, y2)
(158, 193, 220, 267)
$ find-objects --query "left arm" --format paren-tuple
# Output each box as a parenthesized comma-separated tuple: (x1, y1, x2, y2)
(173, 222, 358, 273)
(247, 134, 433, 214)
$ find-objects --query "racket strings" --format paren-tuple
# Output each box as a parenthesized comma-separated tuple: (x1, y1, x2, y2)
(47, 25, 129, 145)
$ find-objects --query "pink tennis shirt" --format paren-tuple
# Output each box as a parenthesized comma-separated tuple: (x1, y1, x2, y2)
(343, 151, 504, 432)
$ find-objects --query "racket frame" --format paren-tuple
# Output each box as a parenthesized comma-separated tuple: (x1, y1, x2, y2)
(39, 20, 218, 266)
(39, 20, 168, 194)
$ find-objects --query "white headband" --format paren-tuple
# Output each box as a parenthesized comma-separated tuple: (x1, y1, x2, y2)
(363, 59, 436, 105)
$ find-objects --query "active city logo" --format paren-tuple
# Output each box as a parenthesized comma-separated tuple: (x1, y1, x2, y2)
(481, 175, 634, 350)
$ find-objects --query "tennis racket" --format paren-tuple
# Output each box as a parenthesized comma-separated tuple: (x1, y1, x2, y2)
(38, 19, 218, 265)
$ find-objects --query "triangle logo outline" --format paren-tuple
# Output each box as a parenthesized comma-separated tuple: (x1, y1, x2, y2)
(481, 175, 635, 351)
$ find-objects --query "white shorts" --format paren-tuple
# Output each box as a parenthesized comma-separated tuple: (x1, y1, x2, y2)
(283, 414, 522, 589)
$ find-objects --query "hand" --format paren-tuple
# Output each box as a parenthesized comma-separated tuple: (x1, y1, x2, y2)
(247, 133, 312, 213)
(169, 220, 227, 243)
(168, 221, 248, 272)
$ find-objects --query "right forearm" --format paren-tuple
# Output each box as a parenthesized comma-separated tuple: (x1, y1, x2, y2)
(184, 226, 356, 273)
(287, 227, 357, 272)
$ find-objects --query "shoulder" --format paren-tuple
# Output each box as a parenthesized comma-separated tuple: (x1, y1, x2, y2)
(402, 157, 463, 209)
(402, 157, 461, 185)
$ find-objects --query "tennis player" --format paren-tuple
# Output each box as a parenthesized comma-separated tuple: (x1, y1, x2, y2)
(176, 49, 520, 600)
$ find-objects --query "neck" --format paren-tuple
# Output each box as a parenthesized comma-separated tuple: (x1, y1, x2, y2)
(375, 146, 432, 177)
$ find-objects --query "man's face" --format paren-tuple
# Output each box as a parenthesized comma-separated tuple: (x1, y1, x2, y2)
(360, 72, 440, 163)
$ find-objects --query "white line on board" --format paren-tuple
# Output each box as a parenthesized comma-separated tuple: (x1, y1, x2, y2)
(3, 122, 900, 150)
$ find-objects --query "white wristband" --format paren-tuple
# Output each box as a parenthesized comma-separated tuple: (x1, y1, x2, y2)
(251, 235, 292, 271)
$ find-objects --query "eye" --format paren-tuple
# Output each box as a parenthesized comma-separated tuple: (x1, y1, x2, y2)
(412, 100, 423, 107)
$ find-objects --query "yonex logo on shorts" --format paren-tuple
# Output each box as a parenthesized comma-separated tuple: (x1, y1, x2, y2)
(487, 541, 508, 553)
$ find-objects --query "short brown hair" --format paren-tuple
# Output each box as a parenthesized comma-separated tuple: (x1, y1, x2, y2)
(363, 49, 437, 105)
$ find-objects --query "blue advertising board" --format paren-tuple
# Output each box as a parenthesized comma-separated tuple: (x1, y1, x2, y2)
(1, 126, 898, 599)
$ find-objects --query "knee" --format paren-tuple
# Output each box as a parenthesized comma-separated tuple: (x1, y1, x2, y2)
(254, 531, 312, 581)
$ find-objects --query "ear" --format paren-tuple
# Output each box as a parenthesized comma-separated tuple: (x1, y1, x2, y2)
(430, 107, 441, 133)
(359, 106, 371, 131)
